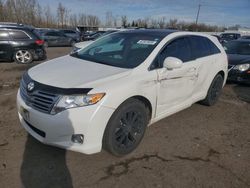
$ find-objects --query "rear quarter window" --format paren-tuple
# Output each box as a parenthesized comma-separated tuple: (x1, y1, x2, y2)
(205, 38, 221, 54)
(9, 30, 30, 40)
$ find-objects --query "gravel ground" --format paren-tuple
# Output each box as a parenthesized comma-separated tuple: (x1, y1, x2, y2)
(0, 47, 250, 188)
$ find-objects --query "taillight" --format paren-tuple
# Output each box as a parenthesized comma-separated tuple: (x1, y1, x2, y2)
(35, 40, 44, 45)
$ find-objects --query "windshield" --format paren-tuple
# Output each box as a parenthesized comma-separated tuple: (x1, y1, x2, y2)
(71, 33, 163, 68)
(224, 41, 250, 55)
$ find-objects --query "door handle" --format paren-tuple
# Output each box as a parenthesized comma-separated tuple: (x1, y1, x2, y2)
(187, 67, 196, 72)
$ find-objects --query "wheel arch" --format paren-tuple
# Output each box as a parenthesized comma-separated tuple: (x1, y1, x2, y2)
(131, 95, 153, 120)
(217, 70, 225, 80)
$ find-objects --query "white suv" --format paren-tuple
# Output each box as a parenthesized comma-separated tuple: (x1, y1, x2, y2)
(17, 30, 228, 156)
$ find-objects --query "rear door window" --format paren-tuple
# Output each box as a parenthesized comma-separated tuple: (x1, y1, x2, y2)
(0, 30, 9, 40)
(9, 30, 30, 40)
(45, 32, 61, 37)
(63, 30, 76, 34)
(188, 36, 211, 59)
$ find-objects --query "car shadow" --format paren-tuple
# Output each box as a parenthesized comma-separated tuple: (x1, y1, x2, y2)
(232, 84, 250, 103)
(20, 110, 74, 188)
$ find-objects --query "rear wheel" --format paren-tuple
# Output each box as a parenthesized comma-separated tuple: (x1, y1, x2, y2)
(14, 50, 33, 64)
(200, 74, 224, 106)
(103, 99, 149, 156)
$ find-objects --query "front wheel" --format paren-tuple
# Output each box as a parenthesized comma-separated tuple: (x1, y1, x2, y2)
(200, 74, 224, 106)
(103, 99, 149, 156)
(14, 50, 33, 64)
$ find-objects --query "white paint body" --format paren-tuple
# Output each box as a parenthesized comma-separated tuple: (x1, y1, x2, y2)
(17, 31, 228, 154)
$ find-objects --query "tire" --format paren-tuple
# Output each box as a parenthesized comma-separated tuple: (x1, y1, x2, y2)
(103, 98, 149, 156)
(14, 50, 33, 64)
(200, 74, 224, 106)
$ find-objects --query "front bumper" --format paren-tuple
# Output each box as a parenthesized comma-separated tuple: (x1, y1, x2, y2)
(17, 90, 115, 154)
(228, 68, 250, 84)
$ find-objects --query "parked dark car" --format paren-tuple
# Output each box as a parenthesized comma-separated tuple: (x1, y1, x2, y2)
(39, 30, 77, 47)
(240, 35, 250, 40)
(224, 39, 250, 84)
(0, 24, 46, 64)
(212, 34, 223, 43)
(83, 31, 105, 41)
(60, 29, 81, 42)
(220, 33, 241, 44)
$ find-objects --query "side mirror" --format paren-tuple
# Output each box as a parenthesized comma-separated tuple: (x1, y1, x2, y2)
(163, 57, 183, 70)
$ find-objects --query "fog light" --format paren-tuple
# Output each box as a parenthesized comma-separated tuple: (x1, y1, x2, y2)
(71, 134, 84, 144)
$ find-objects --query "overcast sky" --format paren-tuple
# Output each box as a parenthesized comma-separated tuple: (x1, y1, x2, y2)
(40, 0, 250, 27)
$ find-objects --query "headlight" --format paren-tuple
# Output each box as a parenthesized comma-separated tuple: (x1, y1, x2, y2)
(233, 63, 250, 71)
(51, 93, 105, 114)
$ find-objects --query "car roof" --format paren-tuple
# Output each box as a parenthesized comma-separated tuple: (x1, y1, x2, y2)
(0, 26, 31, 31)
(118, 29, 177, 37)
(221, 33, 240, 35)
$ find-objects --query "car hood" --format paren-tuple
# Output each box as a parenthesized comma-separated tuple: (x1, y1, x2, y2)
(75, 41, 93, 48)
(227, 54, 250, 65)
(28, 55, 130, 88)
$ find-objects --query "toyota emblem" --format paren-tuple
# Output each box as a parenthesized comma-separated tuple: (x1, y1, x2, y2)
(27, 82, 35, 92)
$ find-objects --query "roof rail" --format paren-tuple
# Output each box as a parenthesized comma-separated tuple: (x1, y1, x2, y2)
(0, 22, 35, 29)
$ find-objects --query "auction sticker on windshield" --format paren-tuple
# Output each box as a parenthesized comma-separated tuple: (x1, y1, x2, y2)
(137, 40, 157, 45)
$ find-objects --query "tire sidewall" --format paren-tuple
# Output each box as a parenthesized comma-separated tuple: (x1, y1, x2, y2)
(206, 74, 224, 105)
(103, 99, 148, 156)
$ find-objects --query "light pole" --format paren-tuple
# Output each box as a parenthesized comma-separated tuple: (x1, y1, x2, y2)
(196, 4, 201, 25)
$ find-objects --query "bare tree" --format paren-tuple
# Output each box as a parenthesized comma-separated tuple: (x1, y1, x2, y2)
(158, 17, 166, 29)
(121, 15, 127, 28)
(44, 5, 53, 27)
(167, 19, 178, 29)
(105, 11, 113, 27)
(0, 0, 4, 21)
(0, 0, 224, 32)
(57, 2, 69, 28)
(69, 14, 78, 27)
(87, 15, 100, 26)
(78, 13, 87, 26)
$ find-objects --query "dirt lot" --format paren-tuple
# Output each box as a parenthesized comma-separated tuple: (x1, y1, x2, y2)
(0, 47, 250, 188)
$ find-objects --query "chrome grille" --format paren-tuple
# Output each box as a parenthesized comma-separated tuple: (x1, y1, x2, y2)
(20, 75, 60, 114)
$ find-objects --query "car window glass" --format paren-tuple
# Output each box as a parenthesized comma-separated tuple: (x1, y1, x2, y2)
(205, 38, 221, 54)
(9, 30, 30, 40)
(0, 30, 9, 40)
(73, 33, 163, 68)
(188, 36, 211, 59)
(159, 37, 191, 65)
(64, 30, 75, 34)
(89, 38, 124, 54)
(45, 32, 60, 37)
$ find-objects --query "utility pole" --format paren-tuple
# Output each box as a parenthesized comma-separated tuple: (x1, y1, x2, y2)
(195, 4, 201, 25)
